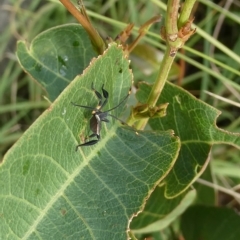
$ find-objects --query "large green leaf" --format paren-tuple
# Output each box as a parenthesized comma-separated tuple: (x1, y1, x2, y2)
(0, 44, 180, 239)
(136, 82, 240, 198)
(181, 205, 240, 240)
(17, 24, 97, 101)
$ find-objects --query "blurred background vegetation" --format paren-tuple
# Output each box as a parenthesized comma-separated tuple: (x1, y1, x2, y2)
(0, 0, 240, 208)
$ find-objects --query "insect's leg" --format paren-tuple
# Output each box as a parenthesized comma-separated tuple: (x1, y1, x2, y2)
(75, 139, 99, 150)
(108, 114, 128, 126)
(99, 84, 109, 110)
(101, 118, 109, 123)
(101, 84, 109, 99)
(75, 133, 100, 150)
(82, 133, 98, 143)
(88, 133, 99, 139)
(91, 82, 103, 106)
(108, 113, 138, 134)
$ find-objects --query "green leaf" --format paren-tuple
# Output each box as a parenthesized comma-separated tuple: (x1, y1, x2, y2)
(16, 24, 97, 101)
(0, 44, 180, 239)
(181, 205, 240, 240)
(130, 186, 196, 235)
(136, 82, 240, 198)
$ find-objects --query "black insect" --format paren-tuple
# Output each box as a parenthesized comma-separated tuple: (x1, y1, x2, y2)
(71, 83, 131, 150)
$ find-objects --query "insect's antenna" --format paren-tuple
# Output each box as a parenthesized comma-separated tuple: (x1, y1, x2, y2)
(105, 88, 131, 112)
(71, 102, 95, 110)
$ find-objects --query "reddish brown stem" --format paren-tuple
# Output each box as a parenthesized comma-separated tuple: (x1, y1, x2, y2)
(59, 0, 105, 54)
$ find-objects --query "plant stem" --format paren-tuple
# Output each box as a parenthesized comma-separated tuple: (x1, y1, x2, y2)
(133, 0, 197, 130)
(178, 0, 196, 28)
(134, 0, 180, 130)
(166, 0, 179, 37)
(134, 46, 176, 130)
(59, 0, 105, 54)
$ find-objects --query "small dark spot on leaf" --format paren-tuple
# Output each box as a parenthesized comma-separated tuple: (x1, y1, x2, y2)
(35, 64, 42, 72)
(35, 188, 40, 196)
(119, 68, 123, 73)
(58, 56, 66, 67)
(61, 209, 67, 216)
(72, 41, 80, 47)
(27, 207, 33, 213)
(115, 58, 120, 65)
(22, 160, 30, 175)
